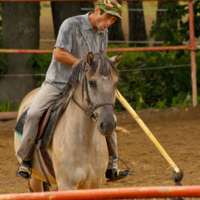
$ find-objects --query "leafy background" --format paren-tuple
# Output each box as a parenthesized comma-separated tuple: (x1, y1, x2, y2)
(0, 2, 200, 111)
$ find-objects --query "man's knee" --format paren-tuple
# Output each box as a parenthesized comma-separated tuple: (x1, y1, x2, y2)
(26, 109, 42, 123)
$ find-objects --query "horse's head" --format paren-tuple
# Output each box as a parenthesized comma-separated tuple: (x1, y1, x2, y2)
(80, 52, 122, 136)
(62, 52, 122, 137)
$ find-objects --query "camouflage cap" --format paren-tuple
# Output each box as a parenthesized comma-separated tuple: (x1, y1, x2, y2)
(97, 0, 122, 19)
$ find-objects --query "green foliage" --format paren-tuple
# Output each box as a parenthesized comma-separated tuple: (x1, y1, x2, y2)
(0, 3, 5, 75)
(0, 100, 11, 112)
(155, 99, 167, 109)
(28, 50, 200, 112)
(27, 54, 52, 86)
(149, 2, 200, 45)
(108, 50, 200, 111)
(198, 96, 200, 104)
(171, 93, 189, 107)
(0, 100, 20, 111)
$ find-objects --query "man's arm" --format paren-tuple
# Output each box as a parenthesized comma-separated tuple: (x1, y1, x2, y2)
(54, 47, 81, 67)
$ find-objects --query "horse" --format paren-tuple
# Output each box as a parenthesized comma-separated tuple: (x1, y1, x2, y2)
(14, 52, 123, 191)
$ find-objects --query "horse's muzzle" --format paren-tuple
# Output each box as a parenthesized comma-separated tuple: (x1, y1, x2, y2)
(98, 121, 116, 136)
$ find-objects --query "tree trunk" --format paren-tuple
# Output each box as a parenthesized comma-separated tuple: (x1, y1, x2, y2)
(108, 19, 124, 42)
(154, 1, 166, 46)
(128, 1, 147, 47)
(80, 1, 94, 15)
(108, 2, 124, 42)
(1, 2, 40, 106)
(51, 2, 83, 39)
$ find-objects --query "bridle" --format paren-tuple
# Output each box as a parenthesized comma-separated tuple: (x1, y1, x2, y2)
(72, 64, 115, 121)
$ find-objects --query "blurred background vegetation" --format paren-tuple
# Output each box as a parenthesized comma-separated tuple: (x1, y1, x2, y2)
(0, 1, 200, 111)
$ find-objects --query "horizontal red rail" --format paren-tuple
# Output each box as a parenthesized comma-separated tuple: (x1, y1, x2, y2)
(0, 49, 53, 54)
(0, 45, 197, 54)
(0, 112, 18, 120)
(0, 186, 200, 200)
(0, 0, 194, 1)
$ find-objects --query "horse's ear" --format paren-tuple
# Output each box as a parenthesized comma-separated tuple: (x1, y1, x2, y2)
(109, 54, 123, 67)
(87, 52, 94, 66)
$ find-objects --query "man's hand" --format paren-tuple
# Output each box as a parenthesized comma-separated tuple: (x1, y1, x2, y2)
(54, 47, 80, 67)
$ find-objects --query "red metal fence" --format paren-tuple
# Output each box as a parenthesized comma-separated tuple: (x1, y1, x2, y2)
(0, 186, 200, 199)
(0, 0, 199, 107)
(0, 1, 199, 198)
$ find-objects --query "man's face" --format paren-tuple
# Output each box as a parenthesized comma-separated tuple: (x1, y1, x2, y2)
(94, 8, 118, 31)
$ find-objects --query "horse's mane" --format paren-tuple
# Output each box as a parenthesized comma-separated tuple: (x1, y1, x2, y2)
(60, 52, 118, 110)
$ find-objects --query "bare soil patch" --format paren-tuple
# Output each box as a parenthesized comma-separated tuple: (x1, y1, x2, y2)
(0, 105, 200, 194)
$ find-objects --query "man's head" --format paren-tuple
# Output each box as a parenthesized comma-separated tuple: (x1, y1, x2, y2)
(97, 0, 122, 19)
(89, 0, 121, 32)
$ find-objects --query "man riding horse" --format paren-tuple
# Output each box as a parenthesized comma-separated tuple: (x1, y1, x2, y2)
(16, 0, 129, 182)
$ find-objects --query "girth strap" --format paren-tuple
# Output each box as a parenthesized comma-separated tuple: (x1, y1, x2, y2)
(37, 139, 51, 187)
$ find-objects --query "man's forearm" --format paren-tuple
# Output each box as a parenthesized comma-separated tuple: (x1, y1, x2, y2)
(54, 47, 81, 67)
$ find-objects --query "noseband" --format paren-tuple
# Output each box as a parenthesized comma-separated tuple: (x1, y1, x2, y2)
(72, 66, 115, 121)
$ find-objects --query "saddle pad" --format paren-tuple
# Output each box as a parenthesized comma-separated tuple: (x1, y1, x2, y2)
(14, 108, 29, 136)
(14, 105, 63, 181)
(14, 104, 64, 151)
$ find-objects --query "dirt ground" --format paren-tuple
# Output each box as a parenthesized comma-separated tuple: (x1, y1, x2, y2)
(0, 1, 200, 197)
(0, 104, 200, 195)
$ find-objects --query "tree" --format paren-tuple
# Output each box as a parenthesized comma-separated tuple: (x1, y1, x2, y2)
(127, 1, 147, 47)
(0, 2, 40, 106)
(153, 1, 166, 46)
(108, 2, 124, 42)
(51, 2, 94, 39)
(152, 1, 178, 46)
(149, 2, 200, 46)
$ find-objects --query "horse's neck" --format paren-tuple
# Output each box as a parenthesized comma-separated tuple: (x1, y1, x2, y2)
(61, 89, 99, 143)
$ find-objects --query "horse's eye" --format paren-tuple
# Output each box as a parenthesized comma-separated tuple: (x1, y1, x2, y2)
(89, 80, 96, 87)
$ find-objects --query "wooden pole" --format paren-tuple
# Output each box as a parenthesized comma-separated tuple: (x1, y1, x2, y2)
(116, 90, 180, 173)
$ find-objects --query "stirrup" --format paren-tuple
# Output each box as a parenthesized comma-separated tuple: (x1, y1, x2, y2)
(16, 162, 32, 180)
(106, 156, 130, 182)
(106, 169, 130, 182)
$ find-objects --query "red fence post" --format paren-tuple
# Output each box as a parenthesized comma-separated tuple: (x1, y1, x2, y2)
(189, 0, 198, 107)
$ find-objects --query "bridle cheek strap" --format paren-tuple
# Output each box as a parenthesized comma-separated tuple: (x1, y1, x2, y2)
(73, 71, 115, 121)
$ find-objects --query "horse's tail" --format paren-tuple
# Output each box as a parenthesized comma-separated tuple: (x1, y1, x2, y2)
(115, 126, 131, 136)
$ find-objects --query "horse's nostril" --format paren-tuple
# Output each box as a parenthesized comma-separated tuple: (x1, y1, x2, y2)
(100, 122, 105, 133)
(99, 121, 116, 136)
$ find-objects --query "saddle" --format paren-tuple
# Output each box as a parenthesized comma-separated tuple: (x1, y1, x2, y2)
(14, 97, 114, 184)
(14, 100, 65, 180)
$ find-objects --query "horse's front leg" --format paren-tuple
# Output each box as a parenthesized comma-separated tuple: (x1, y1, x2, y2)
(91, 178, 102, 189)
(57, 182, 77, 191)
(55, 169, 85, 190)
(53, 153, 83, 190)
(29, 176, 46, 192)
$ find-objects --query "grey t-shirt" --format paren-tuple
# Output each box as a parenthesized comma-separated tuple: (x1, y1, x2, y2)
(44, 12, 108, 90)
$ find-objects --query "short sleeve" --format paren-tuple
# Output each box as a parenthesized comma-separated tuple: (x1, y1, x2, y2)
(55, 18, 74, 53)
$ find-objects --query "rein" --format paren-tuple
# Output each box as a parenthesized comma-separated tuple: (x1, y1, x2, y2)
(72, 63, 115, 121)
